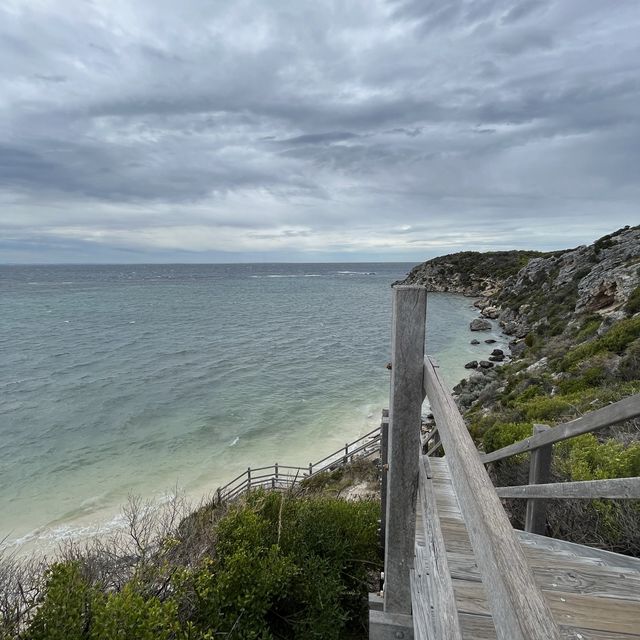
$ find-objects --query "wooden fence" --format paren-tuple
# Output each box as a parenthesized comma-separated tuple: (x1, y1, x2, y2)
(215, 425, 382, 503)
(371, 285, 640, 640)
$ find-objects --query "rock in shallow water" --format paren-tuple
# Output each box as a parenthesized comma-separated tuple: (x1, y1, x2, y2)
(464, 360, 478, 369)
(479, 360, 494, 368)
(470, 339, 480, 345)
(470, 318, 492, 331)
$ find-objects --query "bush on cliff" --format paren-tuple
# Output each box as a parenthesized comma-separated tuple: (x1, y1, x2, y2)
(4, 491, 380, 640)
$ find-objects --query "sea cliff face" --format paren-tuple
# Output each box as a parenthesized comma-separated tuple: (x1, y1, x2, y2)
(401, 226, 640, 349)
(407, 226, 640, 553)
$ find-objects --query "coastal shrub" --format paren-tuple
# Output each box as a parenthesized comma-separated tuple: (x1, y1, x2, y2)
(177, 492, 380, 640)
(25, 562, 93, 640)
(556, 435, 640, 481)
(562, 316, 640, 368)
(482, 422, 533, 455)
(625, 285, 640, 314)
(618, 340, 640, 381)
(89, 585, 181, 640)
(573, 316, 602, 342)
(18, 493, 379, 640)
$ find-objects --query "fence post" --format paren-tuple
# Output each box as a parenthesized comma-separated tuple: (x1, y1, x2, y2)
(247, 467, 252, 491)
(380, 409, 390, 555)
(275, 463, 279, 479)
(383, 285, 426, 615)
(524, 424, 552, 535)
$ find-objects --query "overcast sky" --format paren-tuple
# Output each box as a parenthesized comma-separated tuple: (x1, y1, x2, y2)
(1, 0, 639, 263)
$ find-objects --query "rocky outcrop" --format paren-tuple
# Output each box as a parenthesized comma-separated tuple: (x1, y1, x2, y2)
(399, 250, 544, 296)
(493, 226, 640, 338)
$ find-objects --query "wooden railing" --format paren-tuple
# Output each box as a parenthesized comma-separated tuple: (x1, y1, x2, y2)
(215, 425, 382, 503)
(422, 355, 562, 640)
(481, 395, 640, 534)
(371, 285, 640, 640)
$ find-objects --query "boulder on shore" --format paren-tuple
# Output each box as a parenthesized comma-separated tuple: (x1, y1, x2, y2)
(489, 355, 504, 362)
(479, 360, 494, 369)
(485, 338, 497, 344)
(470, 318, 492, 331)
(491, 349, 504, 357)
(464, 360, 478, 369)
(481, 306, 500, 319)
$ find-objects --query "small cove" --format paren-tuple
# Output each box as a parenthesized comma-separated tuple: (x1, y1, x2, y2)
(0, 263, 509, 552)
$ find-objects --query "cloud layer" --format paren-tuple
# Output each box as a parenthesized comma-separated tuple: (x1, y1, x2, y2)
(1, 0, 639, 262)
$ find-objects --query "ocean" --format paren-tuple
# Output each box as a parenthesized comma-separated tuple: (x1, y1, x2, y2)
(0, 263, 508, 552)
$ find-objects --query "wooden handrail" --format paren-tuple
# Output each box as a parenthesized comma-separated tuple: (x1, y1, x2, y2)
(423, 356, 561, 640)
(215, 425, 382, 502)
(481, 394, 640, 464)
(496, 476, 640, 500)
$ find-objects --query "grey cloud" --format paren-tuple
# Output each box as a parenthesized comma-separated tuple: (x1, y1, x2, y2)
(0, 0, 639, 262)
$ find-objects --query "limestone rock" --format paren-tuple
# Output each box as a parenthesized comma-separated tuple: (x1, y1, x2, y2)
(481, 306, 500, 319)
(464, 360, 478, 369)
(470, 318, 492, 331)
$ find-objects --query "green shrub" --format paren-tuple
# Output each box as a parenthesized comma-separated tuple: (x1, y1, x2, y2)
(562, 316, 640, 367)
(625, 285, 640, 314)
(556, 435, 640, 481)
(22, 494, 380, 640)
(483, 422, 533, 454)
(26, 562, 94, 640)
(90, 585, 181, 640)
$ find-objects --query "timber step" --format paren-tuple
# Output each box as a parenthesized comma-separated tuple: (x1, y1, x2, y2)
(418, 457, 640, 640)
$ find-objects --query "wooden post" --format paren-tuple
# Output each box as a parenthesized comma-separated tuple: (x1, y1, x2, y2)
(383, 285, 426, 615)
(525, 424, 552, 535)
(309, 463, 313, 475)
(380, 409, 389, 554)
(216, 487, 222, 504)
(345, 443, 349, 463)
(247, 467, 251, 491)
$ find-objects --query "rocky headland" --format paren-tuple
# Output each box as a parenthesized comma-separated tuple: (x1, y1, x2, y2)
(405, 225, 640, 554)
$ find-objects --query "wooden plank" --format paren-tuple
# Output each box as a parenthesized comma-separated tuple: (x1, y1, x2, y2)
(516, 530, 640, 573)
(413, 457, 462, 639)
(423, 357, 561, 640)
(458, 613, 640, 640)
(496, 477, 640, 500)
(481, 394, 640, 464)
(525, 424, 552, 534)
(411, 560, 433, 639)
(369, 609, 415, 640)
(452, 579, 640, 636)
(384, 285, 427, 615)
(446, 550, 640, 601)
(381, 410, 389, 553)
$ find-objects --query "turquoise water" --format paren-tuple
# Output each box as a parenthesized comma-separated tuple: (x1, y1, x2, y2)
(0, 264, 507, 550)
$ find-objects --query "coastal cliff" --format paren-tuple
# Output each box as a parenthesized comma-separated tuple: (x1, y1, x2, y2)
(406, 225, 640, 554)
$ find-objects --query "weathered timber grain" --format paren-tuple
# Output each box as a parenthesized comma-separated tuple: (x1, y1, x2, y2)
(384, 286, 427, 614)
(457, 612, 640, 640)
(452, 579, 640, 636)
(481, 394, 640, 464)
(423, 357, 561, 640)
(446, 550, 640, 601)
(524, 424, 551, 534)
(412, 457, 462, 639)
(496, 477, 640, 500)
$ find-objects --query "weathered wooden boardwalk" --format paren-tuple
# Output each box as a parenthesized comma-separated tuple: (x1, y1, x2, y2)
(371, 286, 640, 640)
(418, 456, 640, 639)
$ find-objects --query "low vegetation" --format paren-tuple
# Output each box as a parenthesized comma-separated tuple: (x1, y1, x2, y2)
(1, 485, 381, 640)
(458, 231, 640, 554)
